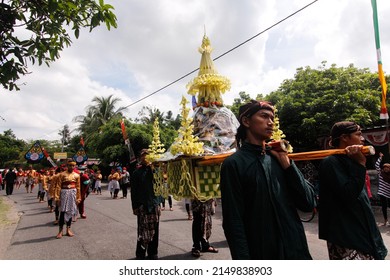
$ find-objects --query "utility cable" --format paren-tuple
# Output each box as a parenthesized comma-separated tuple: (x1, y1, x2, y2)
(123, 0, 319, 109)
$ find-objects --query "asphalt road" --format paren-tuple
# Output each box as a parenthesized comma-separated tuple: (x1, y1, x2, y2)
(1, 184, 389, 260)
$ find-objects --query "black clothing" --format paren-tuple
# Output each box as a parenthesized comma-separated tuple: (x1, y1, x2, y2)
(319, 154, 388, 260)
(5, 170, 16, 195)
(131, 163, 162, 259)
(220, 142, 315, 260)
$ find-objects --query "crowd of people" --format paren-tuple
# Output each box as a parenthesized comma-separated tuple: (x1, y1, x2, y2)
(0, 157, 209, 260)
(1, 100, 390, 260)
(1, 162, 99, 238)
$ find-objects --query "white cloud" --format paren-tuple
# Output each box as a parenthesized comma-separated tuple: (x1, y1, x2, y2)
(1, 0, 390, 141)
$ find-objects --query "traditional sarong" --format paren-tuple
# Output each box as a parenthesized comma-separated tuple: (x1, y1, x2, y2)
(137, 205, 160, 247)
(60, 188, 78, 222)
(327, 242, 375, 260)
(192, 199, 214, 241)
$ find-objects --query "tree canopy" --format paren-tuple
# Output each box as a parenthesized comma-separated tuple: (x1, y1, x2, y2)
(266, 62, 384, 151)
(0, 129, 26, 167)
(73, 94, 126, 143)
(0, 0, 117, 91)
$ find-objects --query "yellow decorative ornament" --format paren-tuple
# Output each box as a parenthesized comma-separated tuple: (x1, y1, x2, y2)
(186, 34, 231, 107)
(170, 96, 204, 156)
(146, 117, 166, 163)
(153, 164, 167, 197)
(271, 106, 293, 153)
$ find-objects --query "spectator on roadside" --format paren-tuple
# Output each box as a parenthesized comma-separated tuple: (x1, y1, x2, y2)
(1, 169, 8, 190)
(120, 167, 130, 199)
(5, 167, 17, 195)
(184, 198, 192, 220)
(78, 170, 90, 219)
(375, 152, 390, 226)
(94, 170, 102, 195)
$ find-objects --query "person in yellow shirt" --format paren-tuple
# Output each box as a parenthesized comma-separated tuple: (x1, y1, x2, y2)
(55, 160, 81, 239)
(25, 165, 37, 193)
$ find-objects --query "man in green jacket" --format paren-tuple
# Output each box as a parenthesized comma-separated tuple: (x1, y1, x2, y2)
(220, 100, 316, 260)
(131, 149, 163, 260)
(319, 121, 387, 259)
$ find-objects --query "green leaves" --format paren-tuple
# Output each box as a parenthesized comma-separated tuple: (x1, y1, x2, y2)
(1, 0, 118, 91)
(266, 63, 385, 150)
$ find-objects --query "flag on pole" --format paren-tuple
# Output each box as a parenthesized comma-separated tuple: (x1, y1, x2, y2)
(120, 118, 128, 140)
(120, 119, 136, 163)
(372, 0, 388, 119)
(42, 147, 57, 168)
(192, 95, 197, 109)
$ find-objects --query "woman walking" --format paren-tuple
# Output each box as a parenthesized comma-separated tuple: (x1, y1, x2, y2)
(375, 152, 390, 226)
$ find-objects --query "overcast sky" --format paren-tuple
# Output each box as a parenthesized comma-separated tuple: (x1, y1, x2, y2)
(1, 0, 390, 142)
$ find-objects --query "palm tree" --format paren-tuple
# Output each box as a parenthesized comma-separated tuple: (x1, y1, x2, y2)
(73, 95, 127, 142)
(137, 106, 165, 125)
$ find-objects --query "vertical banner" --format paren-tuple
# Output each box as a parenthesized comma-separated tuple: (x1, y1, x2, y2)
(120, 118, 136, 163)
(372, 0, 388, 119)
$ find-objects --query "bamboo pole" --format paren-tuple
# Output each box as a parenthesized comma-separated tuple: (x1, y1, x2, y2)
(195, 145, 375, 165)
(287, 146, 375, 161)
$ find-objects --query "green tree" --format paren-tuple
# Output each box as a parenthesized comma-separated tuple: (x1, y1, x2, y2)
(0, 129, 26, 166)
(134, 105, 179, 148)
(226, 91, 252, 117)
(73, 94, 127, 142)
(136, 106, 165, 125)
(1, 0, 117, 91)
(88, 118, 150, 167)
(266, 62, 384, 151)
(164, 110, 181, 130)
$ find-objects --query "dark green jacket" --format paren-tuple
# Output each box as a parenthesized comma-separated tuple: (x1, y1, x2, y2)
(131, 164, 162, 213)
(319, 155, 387, 259)
(220, 142, 315, 260)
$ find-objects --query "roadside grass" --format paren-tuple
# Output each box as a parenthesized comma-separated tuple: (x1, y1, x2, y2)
(0, 197, 11, 226)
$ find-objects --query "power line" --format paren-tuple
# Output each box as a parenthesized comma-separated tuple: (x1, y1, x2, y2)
(124, 0, 319, 110)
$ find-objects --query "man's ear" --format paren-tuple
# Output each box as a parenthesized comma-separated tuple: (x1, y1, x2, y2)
(241, 116, 250, 128)
(339, 134, 348, 144)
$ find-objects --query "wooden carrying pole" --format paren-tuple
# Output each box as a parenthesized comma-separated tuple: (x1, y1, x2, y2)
(286, 146, 375, 161)
(195, 146, 375, 165)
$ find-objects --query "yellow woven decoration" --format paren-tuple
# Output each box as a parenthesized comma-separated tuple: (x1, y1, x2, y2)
(186, 34, 231, 107)
(146, 118, 166, 162)
(167, 159, 197, 201)
(170, 96, 204, 156)
(153, 163, 167, 197)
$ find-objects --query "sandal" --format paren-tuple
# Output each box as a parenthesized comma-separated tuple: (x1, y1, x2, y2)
(202, 246, 219, 253)
(191, 248, 201, 258)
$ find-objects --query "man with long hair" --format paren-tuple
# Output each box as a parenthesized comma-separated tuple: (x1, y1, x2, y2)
(319, 121, 387, 259)
(220, 100, 316, 260)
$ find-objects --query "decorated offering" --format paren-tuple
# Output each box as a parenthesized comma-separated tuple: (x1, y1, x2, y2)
(154, 34, 239, 201)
